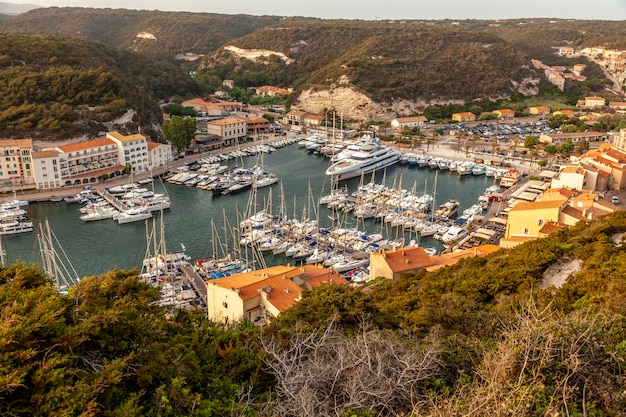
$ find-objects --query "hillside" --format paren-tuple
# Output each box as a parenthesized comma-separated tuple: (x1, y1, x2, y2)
(199, 22, 542, 119)
(0, 7, 284, 61)
(2, 210, 626, 416)
(0, 9, 620, 133)
(199, 19, 618, 119)
(0, 33, 202, 140)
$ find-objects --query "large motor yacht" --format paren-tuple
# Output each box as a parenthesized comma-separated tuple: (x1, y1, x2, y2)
(325, 134, 402, 181)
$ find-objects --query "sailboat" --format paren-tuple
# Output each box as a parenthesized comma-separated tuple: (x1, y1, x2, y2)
(141, 215, 190, 283)
(37, 219, 80, 294)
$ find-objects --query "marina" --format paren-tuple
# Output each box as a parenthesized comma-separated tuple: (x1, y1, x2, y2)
(2, 138, 505, 285)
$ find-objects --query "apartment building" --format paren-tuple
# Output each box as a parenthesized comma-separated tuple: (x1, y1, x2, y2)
(0, 139, 34, 189)
(205, 117, 247, 147)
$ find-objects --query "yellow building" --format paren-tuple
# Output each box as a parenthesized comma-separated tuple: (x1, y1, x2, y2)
(452, 111, 476, 123)
(451, 112, 476, 123)
(505, 200, 566, 239)
(369, 247, 434, 280)
(493, 109, 515, 119)
(205, 117, 247, 147)
(206, 265, 347, 325)
(0, 139, 34, 190)
(529, 106, 551, 116)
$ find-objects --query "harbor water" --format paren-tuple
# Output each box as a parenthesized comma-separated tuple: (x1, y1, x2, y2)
(3, 144, 498, 278)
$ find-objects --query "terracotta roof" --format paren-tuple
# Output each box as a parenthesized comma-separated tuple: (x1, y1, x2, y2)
(0, 139, 32, 148)
(304, 114, 324, 121)
(207, 117, 246, 126)
(57, 138, 115, 153)
(245, 116, 270, 123)
(147, 142, 162, 151)
(561, 166, 585, 174)
(182, 98, 210, 107)
(302, 264, 348, 288)
(509, 200, 564, 212)
(425, 245, 500, 271)
(31, 150, 59, 159)
(454, 112, 475, 117)
(380, 247, 434, 273)
(539, 221, 566, 235)
(212, 264, 347, 313)
(531, 106, 551, 111)
(561, 205, 586, 221)
(543, 187, 577, 199)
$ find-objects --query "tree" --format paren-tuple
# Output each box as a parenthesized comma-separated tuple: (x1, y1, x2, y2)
(162, 115, 196, 152)
(548, 113, 569, 129)
(558, 139, 575, 155)
(524, 135, 540, 150)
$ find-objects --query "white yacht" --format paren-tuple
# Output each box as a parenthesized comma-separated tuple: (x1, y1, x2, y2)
(0, 220, 34, 235)
(114, 207, 153, 224)
(325, 134, 401, 181)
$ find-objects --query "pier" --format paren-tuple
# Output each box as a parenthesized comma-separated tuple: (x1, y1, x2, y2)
(182, 264, 207, 306)
(97, 189, 128, 212)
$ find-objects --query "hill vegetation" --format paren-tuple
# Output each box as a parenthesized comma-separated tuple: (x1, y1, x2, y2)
(199, 22, 539, 104)
(0, 33, 201, 140)
(0, 10, 622, 137)
(3, 212, 626, 416)
(0, 7, 283, 61)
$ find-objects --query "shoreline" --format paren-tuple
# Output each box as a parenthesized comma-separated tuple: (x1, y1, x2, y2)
(3, 133, 532, 204)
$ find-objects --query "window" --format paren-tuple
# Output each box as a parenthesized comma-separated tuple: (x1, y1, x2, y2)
(223, 301, 228, 309)
(537, 220, 544, 226)
(523, 228, 530, 235)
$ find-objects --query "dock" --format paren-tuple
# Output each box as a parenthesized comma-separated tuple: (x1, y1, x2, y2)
(97, 189, 128, 212)
(182, 264, 207, 306)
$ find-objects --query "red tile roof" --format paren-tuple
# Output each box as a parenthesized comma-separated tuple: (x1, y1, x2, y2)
(57, 138, 115, 153)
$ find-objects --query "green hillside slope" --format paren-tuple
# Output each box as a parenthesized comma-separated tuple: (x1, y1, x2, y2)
(2, 211, 626, 416)
(0, 7, 283, 60)
(0, 33, 201, 140)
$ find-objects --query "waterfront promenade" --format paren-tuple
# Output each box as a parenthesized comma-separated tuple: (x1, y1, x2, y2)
(1, 132, 530, 204)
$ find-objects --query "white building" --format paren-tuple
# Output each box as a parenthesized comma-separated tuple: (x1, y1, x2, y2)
(31, 150, 62, 190)
(147, 142, 172, 169)
(106, 132, 149, 173)
(390, 116, 428, 129)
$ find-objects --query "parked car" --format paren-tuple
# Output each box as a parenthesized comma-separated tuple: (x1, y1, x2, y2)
(611, 196, 620, 205)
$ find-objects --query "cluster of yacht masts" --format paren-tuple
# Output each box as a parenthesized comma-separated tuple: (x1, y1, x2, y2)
(164, 140, 298, 195)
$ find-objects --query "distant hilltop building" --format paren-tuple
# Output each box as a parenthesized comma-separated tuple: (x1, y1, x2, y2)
(254, 85, 292, 97)
(390, 116, 428, 129)
(451, 112, 476, 123)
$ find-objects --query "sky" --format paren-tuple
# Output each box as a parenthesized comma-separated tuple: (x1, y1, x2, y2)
(4, 0, 626, 20)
